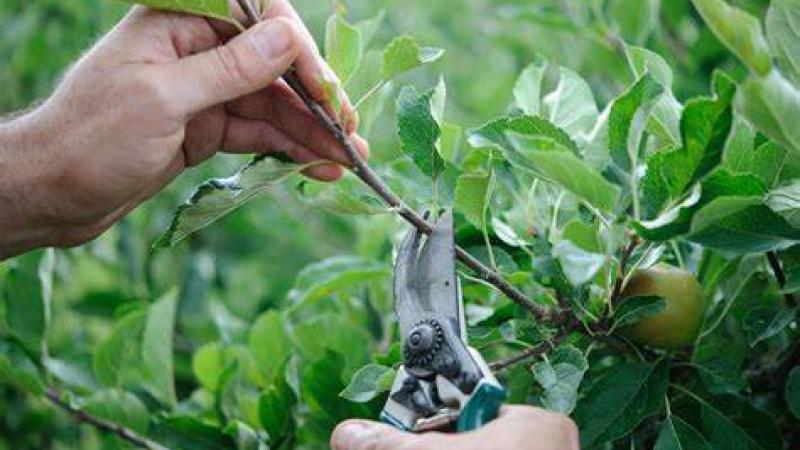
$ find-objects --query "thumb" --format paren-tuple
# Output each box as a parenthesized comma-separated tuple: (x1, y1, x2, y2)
(165, 17, 300, 115)
(331, 420, 438, 450)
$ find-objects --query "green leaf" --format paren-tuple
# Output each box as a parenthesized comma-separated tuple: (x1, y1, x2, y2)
(82, 389, 150, 435)
(688, 196, 800, 252)
(259, 364, 296, 447)
(766, 0, 800, 87)
(248, 310, 291, 383)
(787, 366, 800, 420)
(612, 295, 666, 330)
(299, 175, 386, 216)
(152, 415, 234, 450)
(726, 134, 800, 188)
(303, 350, 369, 429)
(608, 73, 664, 174)
(625, 45, 682, 146)
(325, 14, 362, 84)
(287, 256, 389, 306)
(141, 290, 178, 406)
(532, 345, 588, 414)
(469, 115, 580, 155)
(636, 168, 766, 242)
(513, 57, 547, 116)
(192, 342, 225, 391)
(3, 249, 53, 358)
(765, 180, 800, 229)
(573, 359, 669, 448)
(155, 156, 308, 248)
(93, 308, 147, 388)
(542, 66, 599, 144)
(654, 415, 713, 450)
(552, 240, 605, 286)
(691, 0, 772, 75)
(694, 394, 783, 450)
(737, 70, 800, 155)
(121, 0, 230, 20)
(381, 35, 444, 79)
(455, 171, 493, 229)
(355, 9, 385, 49)
(0, 339, 44, 395)
(340, 363, 395, 403)
(742, 306, 797, 346)
(641, 75, 734, 218)
(396, 85, 445, 179)
(505, 133, 620, 214)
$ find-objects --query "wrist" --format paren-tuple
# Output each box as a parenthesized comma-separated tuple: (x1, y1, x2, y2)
(0, 112, 62, 258)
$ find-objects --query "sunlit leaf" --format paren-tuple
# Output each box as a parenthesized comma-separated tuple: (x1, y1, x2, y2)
(340, 363, 395, 403)
(737, 70, 800, 155)
(381, 35, 444, 79)
(691, 0, 772, 75)
(455, 171, 493, 229)
(155, 156, 309, 248)
(396, 84, 445, 179)
(121, 0, 230, 20)
(325, 14, 362, 84)
(532, 345, 587, 414)
(766, 0, 800, 87)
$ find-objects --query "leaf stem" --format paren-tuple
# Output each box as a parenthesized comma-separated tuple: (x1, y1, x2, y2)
(353, 80, 387, 111)
(236, 2, 553, 322)
(45, 388, 168, 450)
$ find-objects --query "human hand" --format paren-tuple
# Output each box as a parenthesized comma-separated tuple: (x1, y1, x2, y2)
(330, 406, 580, 450)
(0, 0, 367, 258)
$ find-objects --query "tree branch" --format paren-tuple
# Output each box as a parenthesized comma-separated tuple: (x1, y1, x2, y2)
(45, 388, 168, 450)
(488, 319, 577, 372)
(236, 0, 552, 322)
(766, 251, 797, 307)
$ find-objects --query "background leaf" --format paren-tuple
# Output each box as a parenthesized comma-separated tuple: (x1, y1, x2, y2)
(691, 0, 772, 75)
(573, 359, 669, 448)
(339, 364, 394, 403)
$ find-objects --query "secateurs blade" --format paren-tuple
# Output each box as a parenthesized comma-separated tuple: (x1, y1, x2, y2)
(380, 210, 505, 433)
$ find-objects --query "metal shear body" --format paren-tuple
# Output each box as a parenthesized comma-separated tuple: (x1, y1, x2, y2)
(380, 210, 505, 432)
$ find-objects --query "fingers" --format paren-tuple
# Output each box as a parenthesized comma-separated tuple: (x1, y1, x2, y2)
(220, 116, 343, 181)
(263, 0, 358, 132)
(331, 420, 440, 450)
(227, 82, 369, 166)
(456, 406, 580, 450)
(329, 407, 580, 450)
(162, 17, 302, 115)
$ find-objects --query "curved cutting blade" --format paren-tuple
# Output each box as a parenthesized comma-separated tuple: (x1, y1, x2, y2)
(415, 210, 461, 336)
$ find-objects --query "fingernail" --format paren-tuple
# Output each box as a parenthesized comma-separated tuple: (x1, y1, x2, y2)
(250, 20, 293, 60)
(331, 422, 370, 450)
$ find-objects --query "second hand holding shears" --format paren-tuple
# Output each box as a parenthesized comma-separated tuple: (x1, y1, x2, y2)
(380, 209, 505, 432)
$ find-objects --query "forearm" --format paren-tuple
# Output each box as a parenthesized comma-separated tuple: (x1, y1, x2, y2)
(0, 113, 60, 259)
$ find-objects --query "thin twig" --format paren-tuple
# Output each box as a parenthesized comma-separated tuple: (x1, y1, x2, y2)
(237, 1, 552, 322)
(766, 251, 797, 307)
(489, 320, 577, 372)
(45, 388, 168, 450)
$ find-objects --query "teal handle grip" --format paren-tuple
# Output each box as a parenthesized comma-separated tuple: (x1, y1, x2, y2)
(456, 381, 506, 432)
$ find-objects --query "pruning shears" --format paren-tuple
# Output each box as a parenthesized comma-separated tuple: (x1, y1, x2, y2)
(380, 210, 506, 433)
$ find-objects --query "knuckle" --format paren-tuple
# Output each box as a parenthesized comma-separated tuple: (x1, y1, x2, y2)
(128, 70, 178, 118)
(213, 44, 258, 89)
